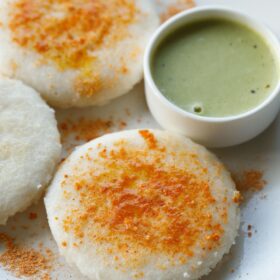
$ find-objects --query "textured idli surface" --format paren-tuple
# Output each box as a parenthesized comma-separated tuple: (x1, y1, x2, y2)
(0, 78, 61, 224)
(45, 129, 240, 280)
(0, 0, 159, 108)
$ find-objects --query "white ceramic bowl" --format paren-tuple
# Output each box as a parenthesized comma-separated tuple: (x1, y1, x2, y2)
(144, 6, 280, 148)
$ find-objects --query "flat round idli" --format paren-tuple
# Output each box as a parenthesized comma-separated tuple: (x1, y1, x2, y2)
(45, 129, 240, 280)
(0, 0, 159, 108)
(0, 78, 61, 224)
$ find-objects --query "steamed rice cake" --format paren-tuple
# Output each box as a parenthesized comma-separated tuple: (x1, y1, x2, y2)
(0, 77, 61, 224)
(45, 129, 240, 280)
(0, 0, 159, 107)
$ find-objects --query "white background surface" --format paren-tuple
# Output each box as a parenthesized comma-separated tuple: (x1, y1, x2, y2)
(1, 0, 280, 279)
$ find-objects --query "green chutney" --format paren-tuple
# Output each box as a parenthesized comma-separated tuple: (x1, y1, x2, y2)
(152, 18, 279, 117)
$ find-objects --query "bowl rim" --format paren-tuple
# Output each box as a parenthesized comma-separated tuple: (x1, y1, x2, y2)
(144, 5, 280, 123)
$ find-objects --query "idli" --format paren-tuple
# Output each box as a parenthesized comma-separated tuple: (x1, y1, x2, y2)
(45, 129, 240, 280)
(0, 78, 61, 224)
(0, 0, 159, 108)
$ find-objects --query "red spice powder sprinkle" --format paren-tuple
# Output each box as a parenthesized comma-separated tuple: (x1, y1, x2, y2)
(247, 224, 253, 238)
(0, 233, 53, 279)
(233, 191, 243, 204)
(9, 0, 137, 71)
(42, 274, 51, 280)
(59, 118, 128, 153)
(139, 130, 158, 149)
(59, 118, 113, 143)
(232, 170, 267, 193)
(61, 133, 226, 268)
(160, 0, 196, 22)
(28, 212, 38, 220)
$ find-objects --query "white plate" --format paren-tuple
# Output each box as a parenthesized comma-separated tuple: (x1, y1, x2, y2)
(1, 1, 280, 279)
